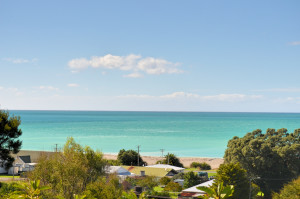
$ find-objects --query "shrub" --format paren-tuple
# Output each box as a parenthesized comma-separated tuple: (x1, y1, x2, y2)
(164, 182, 182, 192)
(159, 177, 171, 186)
(272, 176, 300, 199)
(184, 171, 199, 188)
(199, 162, 211, 170)
(172, 172, 185, 181)
(190, 162, 201, 168)
(117, 149, 146, 166)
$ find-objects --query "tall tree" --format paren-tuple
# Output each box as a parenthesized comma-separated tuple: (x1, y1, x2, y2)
(184, 171, 199, 188)
(29, 137, 107, 199)
(160, 153, 183, 167)
(117, 149, 146, 166)
(215, 163, 258, 199)
(224, 128, 300, 198)
(0, 110, 22, 169)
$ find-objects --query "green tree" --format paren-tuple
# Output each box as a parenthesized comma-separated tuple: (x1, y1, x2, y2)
(197, 182, 234, 199)
(0, 110, 22, 169)
(164, 181, 182, 192)
(183, 171, 199, 188)
(224, 128, 300, 198)
(215, 163, 259, 199)
(160, 153, 183, 167)
(29, 137, 107, 199)
(199, 162, 211, 170)
(12, 180, 50, 199)
(83, 174, 123, 199)
(136, 176, 158, 190)
(190, 162, 201, 168)
(159, 177, 171, 186)
(117, 149, 146, 166)
(272, 176, 300, 199)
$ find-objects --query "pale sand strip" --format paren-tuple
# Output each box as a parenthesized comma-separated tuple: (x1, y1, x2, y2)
(15, 150, 224, 169)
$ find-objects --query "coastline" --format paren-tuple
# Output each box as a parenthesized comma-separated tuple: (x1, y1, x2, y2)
(15, 150, 224, 169)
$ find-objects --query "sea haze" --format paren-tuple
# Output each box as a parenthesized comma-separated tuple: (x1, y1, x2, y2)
(11, 110, 300, 158)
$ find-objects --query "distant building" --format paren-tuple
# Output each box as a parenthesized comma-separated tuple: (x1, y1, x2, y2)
(123, 166, 178, 178)
(146, 164, 185, 173)
(178, 179, 215, 198)
(0, 155, 36, 175)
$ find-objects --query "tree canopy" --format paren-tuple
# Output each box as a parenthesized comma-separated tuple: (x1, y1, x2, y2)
(0, 110, 22, 169)
(29, 137, 107, 199)
(224, 128, 300, 198)
(160, 153, 183, 167)
(272, 176, 300, 199)
(215, 163, 258, 199)
(117, 149, 146, 166)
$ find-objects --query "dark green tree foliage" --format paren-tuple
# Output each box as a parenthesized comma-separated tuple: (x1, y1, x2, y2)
(117, 149, 146, 166)
(136, 176, 158, 190)
(216, 163, 256, 199)
(159, 176, 171, 186)
(190, 162, 201, 168)
(183, 171, 199, 188)
(0, 110, 22, 169)
(199, 162, 211, 170)
(224, 128, 300, 198)
(272, 176, 300, 199)
(160, 153, 183, 167)
(164, 181, 182, 192)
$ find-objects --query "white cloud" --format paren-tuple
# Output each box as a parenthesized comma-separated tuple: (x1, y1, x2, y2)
(254, 88, 300, 92)
(118, 92, 262, 102)
(39, 86, 59, 91)
(68, 58, 90, 69)
(289, 41, 300, 46)
(0, 86, 3, 90)
(3, 58, 38, 64)
(124, 73, 143, 78)
(160, 92, 200, 99)
(67, 83, 79, 87)
(68, 54, 182, 77)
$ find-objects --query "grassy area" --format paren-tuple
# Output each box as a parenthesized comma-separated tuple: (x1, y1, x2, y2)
(0, 174, 20, 178)
(185, 168, 217, 173)
(153, 186, 179, 199)
(184, 168, 217, 178)
(153, 186, 164, 192)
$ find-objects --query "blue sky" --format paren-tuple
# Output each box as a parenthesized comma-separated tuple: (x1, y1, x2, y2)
(0, 0, 299, 112)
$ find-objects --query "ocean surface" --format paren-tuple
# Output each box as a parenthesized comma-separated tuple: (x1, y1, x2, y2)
(9, 110, 300, 158)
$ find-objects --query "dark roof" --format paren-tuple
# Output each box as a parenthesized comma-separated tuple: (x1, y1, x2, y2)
(19, 155, 31, 163)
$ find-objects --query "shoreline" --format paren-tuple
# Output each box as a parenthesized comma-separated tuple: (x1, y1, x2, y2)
(15, 150, 224, 169)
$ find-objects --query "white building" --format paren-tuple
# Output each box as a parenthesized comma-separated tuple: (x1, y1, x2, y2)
(145, 164, 185, 173)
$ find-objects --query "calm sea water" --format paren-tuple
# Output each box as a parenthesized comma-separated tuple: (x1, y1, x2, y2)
(9, 110, 300, 158)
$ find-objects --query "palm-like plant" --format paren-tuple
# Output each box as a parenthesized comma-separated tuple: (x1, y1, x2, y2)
(197, 182, 234, 199)
(12, 180, 50, 199)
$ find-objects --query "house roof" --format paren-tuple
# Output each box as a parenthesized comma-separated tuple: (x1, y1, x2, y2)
(182, 179, 215, 193)
(19, 156, 31, 163)
(107, 166, 132, 175)
(122, 166, 177, 177)
(146, 164, 185, 171)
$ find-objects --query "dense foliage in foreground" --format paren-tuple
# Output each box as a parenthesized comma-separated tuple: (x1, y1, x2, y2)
(224, 128, 300, 198)
(0, 110, 22, 169)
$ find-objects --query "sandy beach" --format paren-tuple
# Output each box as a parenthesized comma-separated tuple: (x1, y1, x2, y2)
(15, 150, 224, 169)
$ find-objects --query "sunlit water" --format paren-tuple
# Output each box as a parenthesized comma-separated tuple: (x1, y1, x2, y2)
(10, 110, 300, 158)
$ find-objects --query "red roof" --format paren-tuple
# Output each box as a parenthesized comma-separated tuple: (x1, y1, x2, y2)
(179, 192, 197, 197)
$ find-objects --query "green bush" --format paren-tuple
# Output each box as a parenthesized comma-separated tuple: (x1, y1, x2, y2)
(199, 162, 211, 170)
(190, 162, 201, 168)
(272, 176, 300, 199)
(159, 177, 171, 186)
(164, 182, 182, 192)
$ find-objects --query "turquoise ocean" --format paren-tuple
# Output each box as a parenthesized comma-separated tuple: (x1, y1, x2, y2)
(10, 110, 300, 158)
